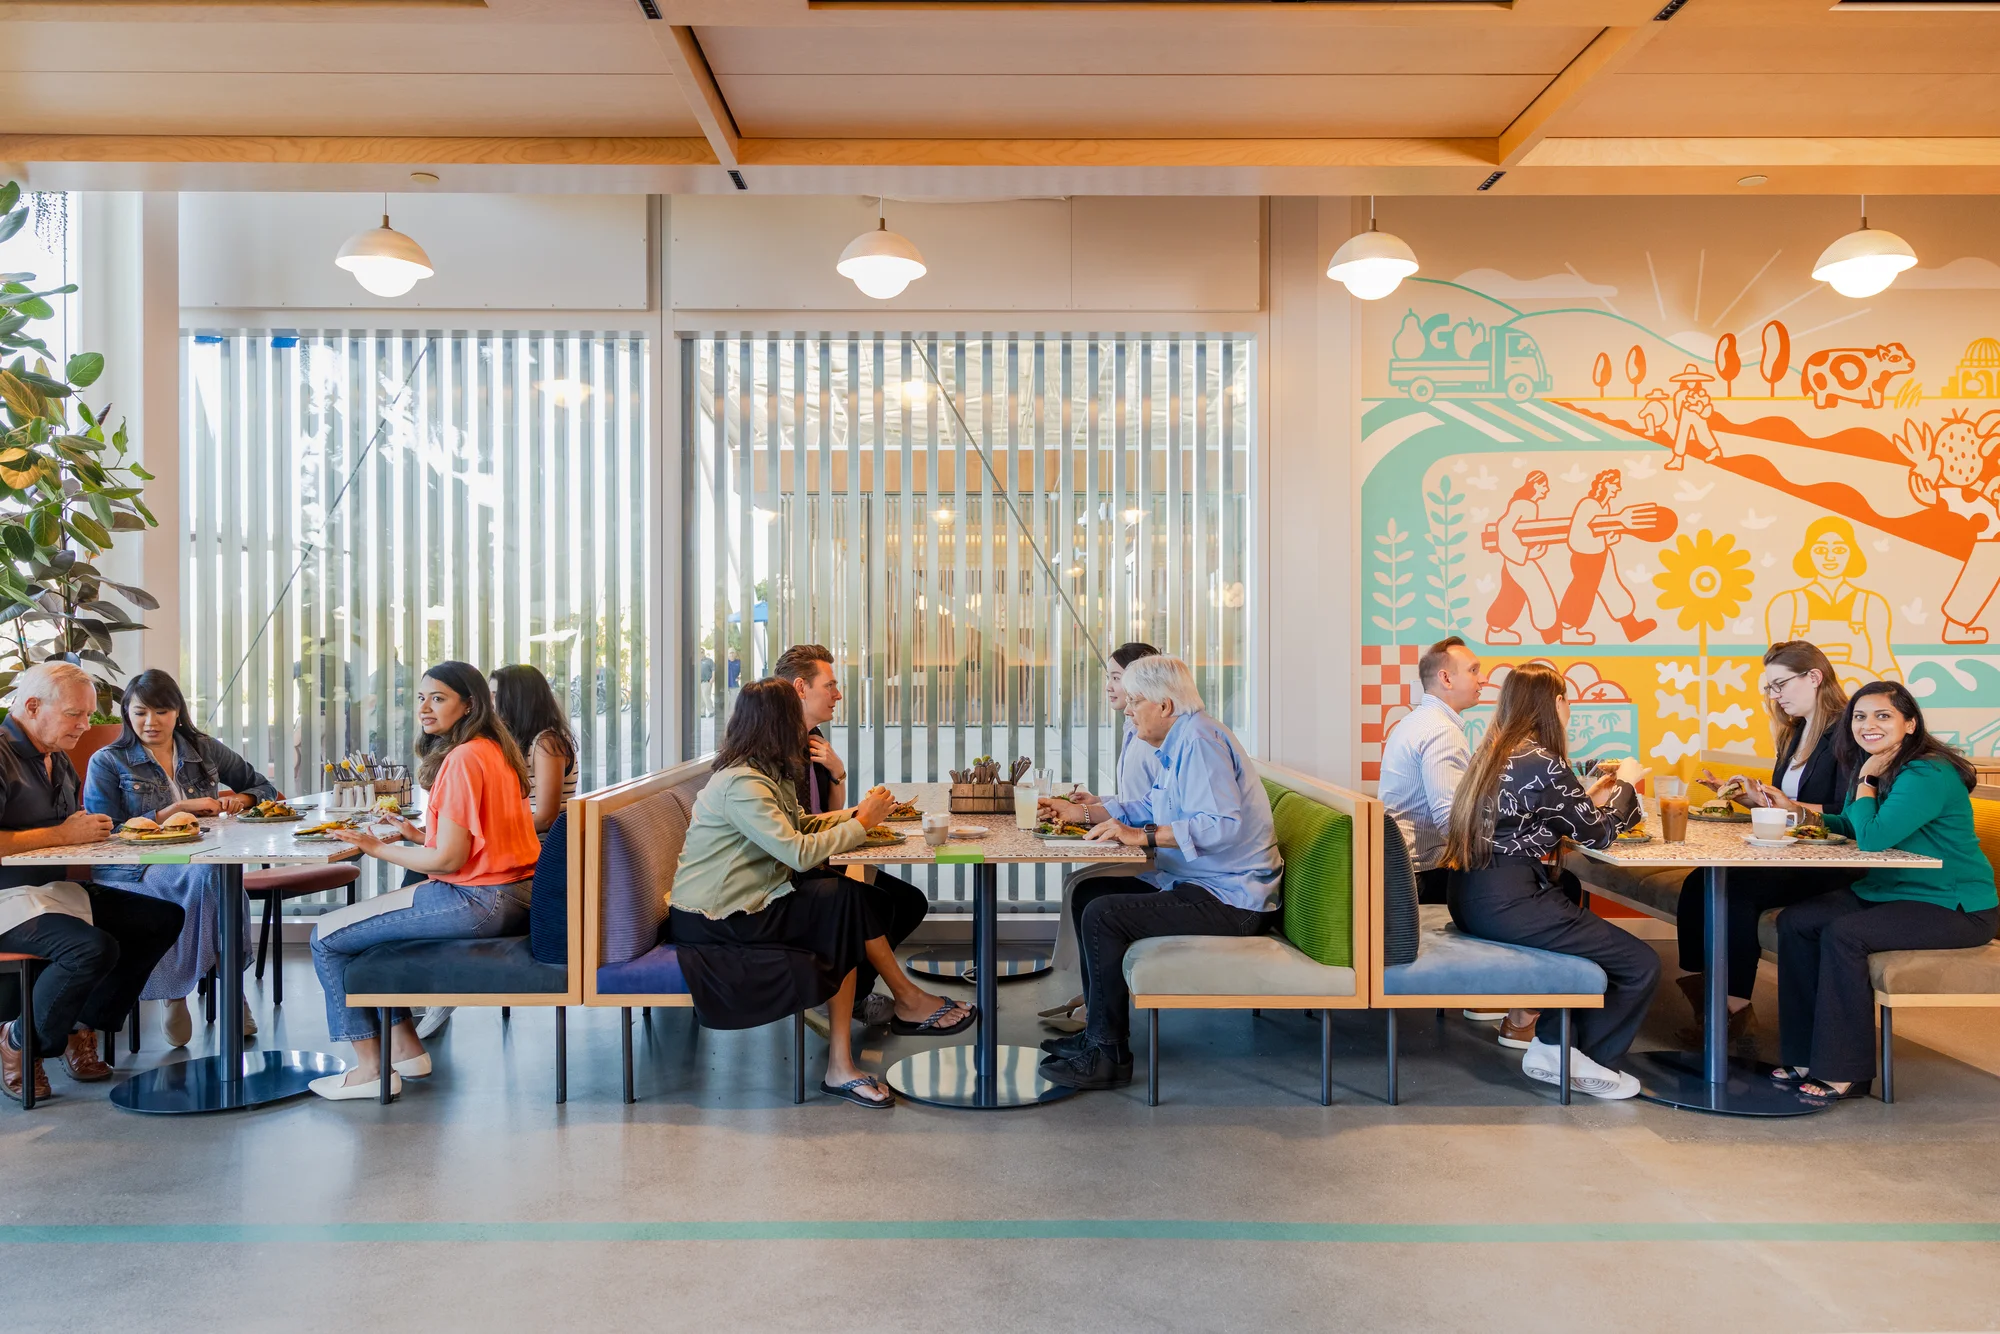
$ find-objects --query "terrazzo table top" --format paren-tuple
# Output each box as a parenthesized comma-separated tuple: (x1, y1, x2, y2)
(829, 782, 1150, 867)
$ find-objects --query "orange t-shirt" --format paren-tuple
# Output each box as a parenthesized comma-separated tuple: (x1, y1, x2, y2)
(426, 737, 540, 886)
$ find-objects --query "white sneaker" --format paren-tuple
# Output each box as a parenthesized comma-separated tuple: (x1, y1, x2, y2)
(1520, 1038, 1641, 1100)
(856, 993, 898, 1027)
(1462, 1009, 1506, 1022)
(414, 1007, 454, 1040)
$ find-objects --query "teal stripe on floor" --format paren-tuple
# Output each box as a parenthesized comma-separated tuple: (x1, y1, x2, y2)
(3, 1221, 1999, 1245)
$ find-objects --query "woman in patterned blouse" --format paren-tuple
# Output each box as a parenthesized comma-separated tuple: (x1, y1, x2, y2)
(1444, 662, 1660, 1099)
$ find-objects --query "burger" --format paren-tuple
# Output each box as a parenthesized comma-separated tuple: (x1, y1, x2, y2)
(121, 816, 161, 834)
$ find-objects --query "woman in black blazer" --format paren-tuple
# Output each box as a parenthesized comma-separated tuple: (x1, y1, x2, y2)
(1675, 641, 1855, 1032)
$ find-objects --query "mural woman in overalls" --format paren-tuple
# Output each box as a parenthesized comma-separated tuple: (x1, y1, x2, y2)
(1762, 516, 1901, 695)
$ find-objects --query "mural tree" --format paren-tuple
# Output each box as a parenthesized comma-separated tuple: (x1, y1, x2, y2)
(1370, 518, 1415, 646)
(1625, 345, 1646, 397)
(1760, 320, 1791, 397)
(1423, 473, 1472, 636)
(1591, 352, 1613, 398)
(1715, 333, 1741, 396)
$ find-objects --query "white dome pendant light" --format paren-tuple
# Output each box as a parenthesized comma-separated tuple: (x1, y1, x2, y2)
(1812, 195, 1916, 299)
(837, 198, 926, 300)
(335, 194, 435, 298)
(1326, 196, 1419, 301)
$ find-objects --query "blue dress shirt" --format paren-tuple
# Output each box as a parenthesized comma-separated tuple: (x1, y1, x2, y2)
(1102, 711, 1284, 913)
(1116, 718, 1162, 803)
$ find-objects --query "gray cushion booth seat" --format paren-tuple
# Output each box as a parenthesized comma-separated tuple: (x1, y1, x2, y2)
(1384, 905, 1607, 996)
(1123, 934, 1357, 998)
(347, 936, 566, 995)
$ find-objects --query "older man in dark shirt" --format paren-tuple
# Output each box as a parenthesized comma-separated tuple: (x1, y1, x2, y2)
(0, 663, 183, 1103)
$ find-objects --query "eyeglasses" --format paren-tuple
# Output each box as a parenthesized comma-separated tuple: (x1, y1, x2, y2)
(1761, 672, 1803, 698)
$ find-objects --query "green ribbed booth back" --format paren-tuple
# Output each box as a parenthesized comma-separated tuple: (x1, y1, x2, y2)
(1264, 782, 1353, 969)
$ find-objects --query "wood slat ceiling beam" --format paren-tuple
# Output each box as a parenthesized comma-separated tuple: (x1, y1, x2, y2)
(650, 24, 743, 170)
(1497, 23, 1659, 166)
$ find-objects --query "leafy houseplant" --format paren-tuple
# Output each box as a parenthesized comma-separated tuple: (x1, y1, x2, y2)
(0, 179, 159, 715)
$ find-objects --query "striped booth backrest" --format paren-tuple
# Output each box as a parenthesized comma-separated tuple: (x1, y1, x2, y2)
(597, 772, 713, 967)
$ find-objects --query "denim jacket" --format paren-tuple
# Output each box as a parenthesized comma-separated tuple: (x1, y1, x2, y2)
(82, 733, 280, 826)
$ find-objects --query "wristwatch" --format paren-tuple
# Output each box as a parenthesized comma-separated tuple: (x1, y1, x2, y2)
(1144, 822, 1159, 850)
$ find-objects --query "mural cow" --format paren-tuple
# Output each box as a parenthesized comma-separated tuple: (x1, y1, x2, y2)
(1800, 343, 1916, 409)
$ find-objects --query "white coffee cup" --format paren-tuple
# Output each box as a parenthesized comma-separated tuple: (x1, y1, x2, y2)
(921, 812, 952, 848)
(1750, 807, 1797, 840)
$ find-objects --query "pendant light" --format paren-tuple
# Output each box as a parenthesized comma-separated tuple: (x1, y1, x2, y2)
(837, 199, 926, 300)
(1811, 195, 1916, 299)
(1326, 196, 1419, 301)
(335, 195, 435, 298)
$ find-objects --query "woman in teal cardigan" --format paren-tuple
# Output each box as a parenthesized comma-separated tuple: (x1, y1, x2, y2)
(1774, 681, 1999, 1105)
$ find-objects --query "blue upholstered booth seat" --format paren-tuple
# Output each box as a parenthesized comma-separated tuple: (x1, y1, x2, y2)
(347, 936, 566, 995)
(595, 943, 690, 997)
(1382, 905, 1607, 997)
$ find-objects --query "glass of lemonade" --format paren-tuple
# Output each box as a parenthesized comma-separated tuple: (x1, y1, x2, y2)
(1014, 773, 1040, 829)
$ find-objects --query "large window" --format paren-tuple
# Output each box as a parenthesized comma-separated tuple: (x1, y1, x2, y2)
(685, 332, 1254, 906)
(183, 329, 653, 892)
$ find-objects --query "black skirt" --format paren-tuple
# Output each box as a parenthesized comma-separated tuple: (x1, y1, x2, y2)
(668, 875, 885, 1030)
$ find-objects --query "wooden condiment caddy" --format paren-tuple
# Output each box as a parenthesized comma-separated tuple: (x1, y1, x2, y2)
(949, 782, 1016, 814)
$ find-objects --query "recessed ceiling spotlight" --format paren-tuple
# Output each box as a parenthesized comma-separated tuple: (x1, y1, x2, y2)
(409, 171, 440, 185)
(1737, 174, 1768, 187)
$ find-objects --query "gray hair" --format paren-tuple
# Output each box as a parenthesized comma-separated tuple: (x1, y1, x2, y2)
(1120, 654, 1204, 715)
(14, 661, 93, 708)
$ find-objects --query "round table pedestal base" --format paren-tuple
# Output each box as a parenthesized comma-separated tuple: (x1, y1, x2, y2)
(906, 946, 1052, 983)
(109, 1051, 348, 1114)
(1624, 1049, 1823, 1117)
(884, 1044, 1077, 1109)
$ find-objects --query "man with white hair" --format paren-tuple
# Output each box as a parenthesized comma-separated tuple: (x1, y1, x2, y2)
(1035, 654, 1283, 1090)
(0, 663, 183, 1104)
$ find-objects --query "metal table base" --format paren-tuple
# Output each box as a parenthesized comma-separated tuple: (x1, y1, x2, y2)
(905, 945, 1053, 984)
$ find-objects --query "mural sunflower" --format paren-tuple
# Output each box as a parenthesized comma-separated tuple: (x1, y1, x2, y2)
(1653, 530, 1754, 635)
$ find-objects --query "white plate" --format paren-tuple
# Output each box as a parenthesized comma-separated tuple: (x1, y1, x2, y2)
(1743, 835, 1795, 848)
(950, 825, 989, 839)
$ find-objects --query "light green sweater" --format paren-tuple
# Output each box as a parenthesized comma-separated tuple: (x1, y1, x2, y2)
(1822, 758, 1999, 913)
(669, 764, 867, 919)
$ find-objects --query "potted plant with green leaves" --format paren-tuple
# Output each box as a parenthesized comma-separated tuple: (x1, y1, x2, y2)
(0, 178, 159, 755)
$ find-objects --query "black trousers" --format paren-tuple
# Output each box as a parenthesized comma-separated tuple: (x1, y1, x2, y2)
(0, 887, 185, 1051)
(1079, 878, 1277, 1050)
(1416, 868, 1451, 907)
(1070, 871, 1158, 955)
(1675, 867, 1855, 1000)
(1777, 888, 1998, 1083)
(1448, 858, 1661, 1067)
(794, 866, 927, 999)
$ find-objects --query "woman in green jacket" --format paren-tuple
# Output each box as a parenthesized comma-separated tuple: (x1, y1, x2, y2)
(669, 678, 973, 1109)
(1774, 681, 1999, 1105)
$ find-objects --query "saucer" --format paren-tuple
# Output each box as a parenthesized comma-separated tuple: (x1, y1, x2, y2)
(1743, 835, 1794, 848)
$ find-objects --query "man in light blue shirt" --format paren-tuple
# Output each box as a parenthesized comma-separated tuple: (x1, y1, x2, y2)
(1036, 655, 1282, 1090)
(1377, 636, 1483, 904)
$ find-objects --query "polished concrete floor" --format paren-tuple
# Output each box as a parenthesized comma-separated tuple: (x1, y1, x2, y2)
(7, 937, 2000, 1333)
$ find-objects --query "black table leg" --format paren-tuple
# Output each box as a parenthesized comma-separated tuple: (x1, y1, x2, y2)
(884, 862, 1074, 1109)
(111, 863, 345, 1113)
(1625, 864, 1818, 1117)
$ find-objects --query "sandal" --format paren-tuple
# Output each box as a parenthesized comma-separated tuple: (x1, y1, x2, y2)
(1770, 1065, 1811, 1085)
(819, 1075, 894, 1109)
(890, 1001, 977, 1036)
(1797, 1077, 1872, 1106)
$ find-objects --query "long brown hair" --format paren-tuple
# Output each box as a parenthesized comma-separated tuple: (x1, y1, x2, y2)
(714, 678, 808, 789)
(1761, 640, 1847, 769)
(1444, 662, 1569, 872)
(1837, 680, 1976, 799)
(414, 661, 530, 797)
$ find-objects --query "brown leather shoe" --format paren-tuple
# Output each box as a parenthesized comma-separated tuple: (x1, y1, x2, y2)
(0, 1024, 53, 1103)
(1497, 1011, 1539, 1049)
(1675, 974, 1755, 1042)
(62, 1029, 113, 1082)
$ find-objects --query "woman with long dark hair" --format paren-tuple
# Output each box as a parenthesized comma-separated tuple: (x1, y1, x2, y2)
(492, 664, 578, 835)
(1773, 681, 1998, 1105)
(83, 669, 282, 1046)
(308, 661, 542, 1101)
(669, 678, 973, 1109)
(1444, 662, 1659, 1099)
(1676, 640, 1857, 1035)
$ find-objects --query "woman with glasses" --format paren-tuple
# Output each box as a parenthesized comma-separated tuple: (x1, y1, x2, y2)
(1676, 641, 1856, 1037)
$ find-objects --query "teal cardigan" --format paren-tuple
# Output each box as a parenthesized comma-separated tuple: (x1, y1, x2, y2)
(1822, 758, 1999, 913)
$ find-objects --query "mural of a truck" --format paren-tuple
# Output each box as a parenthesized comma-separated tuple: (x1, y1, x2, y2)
(1389, 311, 1552, 403)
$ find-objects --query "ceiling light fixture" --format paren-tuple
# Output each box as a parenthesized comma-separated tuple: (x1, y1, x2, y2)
(1811, 194, 1917, 299)
(1736, 174, 1768, 187)
(335, 194, 434, 298)
(838, 198, 927, 301)
(1326, 196, 1419, 301)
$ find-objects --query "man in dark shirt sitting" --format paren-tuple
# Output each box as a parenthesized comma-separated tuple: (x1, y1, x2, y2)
(772, 644, 931, 1031)
(0, 663, 183, 1103)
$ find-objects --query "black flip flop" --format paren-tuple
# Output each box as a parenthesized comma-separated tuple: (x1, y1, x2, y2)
(891, 1001, 977, 1037)
(819, 1075, 894, 1109)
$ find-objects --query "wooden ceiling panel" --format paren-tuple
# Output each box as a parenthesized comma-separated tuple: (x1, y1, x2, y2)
(1637, 22, 2000, 74)
(719, 74, 1546, 139)
(1572, 73, 2000, 137)
(0, 74, 702, 137)
(695, 22, 1597, 77)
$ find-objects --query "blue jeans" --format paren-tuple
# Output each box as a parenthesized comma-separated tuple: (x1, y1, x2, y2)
(311, 880, 531, 1042)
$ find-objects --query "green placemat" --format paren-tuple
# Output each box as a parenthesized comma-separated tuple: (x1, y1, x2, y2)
(934, 845, 985, 864)
(137, 850, 198, 864)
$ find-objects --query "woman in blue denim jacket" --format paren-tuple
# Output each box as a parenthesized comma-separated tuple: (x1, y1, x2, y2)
(82, 670, 281, 1047)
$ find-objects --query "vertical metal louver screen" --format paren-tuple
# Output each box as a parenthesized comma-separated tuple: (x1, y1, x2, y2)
(183, 329, 653, 902)
(684, 332, 1254, 908)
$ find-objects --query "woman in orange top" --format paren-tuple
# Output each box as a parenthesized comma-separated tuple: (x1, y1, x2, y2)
(308, 661, 541, 1101)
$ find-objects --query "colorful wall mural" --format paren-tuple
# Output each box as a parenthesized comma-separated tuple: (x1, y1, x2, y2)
(1359, 199, 2000, 783)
